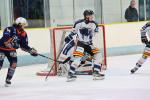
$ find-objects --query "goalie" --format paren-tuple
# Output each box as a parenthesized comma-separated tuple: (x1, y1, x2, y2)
(131, 22, 150, 73)
(58, 29, 103, 77)
(66, 10, 104, 81)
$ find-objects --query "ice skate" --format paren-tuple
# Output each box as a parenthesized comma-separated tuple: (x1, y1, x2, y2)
(5, 79, 11, 87)
(66, 72, 77, 82)
(130, 67, 139, 74)
(93, 71, 105, 80)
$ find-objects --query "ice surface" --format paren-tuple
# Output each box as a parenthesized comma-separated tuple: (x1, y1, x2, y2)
(0, 54, 150, 100)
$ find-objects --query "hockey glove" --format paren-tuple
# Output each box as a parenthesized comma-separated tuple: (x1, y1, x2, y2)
(29, 48, 38, 57)
(141, 36, 148, 44)
(146, 42, 150, 48)
(64, 35, 73, 43)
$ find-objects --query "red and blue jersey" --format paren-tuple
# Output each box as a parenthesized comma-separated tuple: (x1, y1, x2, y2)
(0, 25, 31, 51)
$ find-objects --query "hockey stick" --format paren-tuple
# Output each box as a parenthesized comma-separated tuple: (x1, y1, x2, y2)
(38, 53, 70, 64)
(44, 51, 61, 81)
(38, 53, 63, 81)
(38, 54, 63, 63)
(44, 39, 74, 80)
(45, 63, 55, 81)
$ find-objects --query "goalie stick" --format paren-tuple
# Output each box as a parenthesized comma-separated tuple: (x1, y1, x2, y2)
(44, 58, 70, 81)
(45, 37, 76, 80)
(45, 56, 71, 81)
(44, 43, 72, 80)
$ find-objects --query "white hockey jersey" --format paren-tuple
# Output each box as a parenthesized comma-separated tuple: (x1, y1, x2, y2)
(73, 19, 99, 44)
(141, 22, 150, 39)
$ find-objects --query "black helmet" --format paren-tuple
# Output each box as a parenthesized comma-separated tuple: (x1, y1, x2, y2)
(83, 9, 94, 17)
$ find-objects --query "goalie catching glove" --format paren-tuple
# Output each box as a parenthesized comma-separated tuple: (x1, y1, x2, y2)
(29, 48, 38, 56)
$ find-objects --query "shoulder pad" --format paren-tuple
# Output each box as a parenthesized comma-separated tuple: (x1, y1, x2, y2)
(90, 21, 98, 26)
(3, 27, 14, 35)
(73, 19, 84, 28)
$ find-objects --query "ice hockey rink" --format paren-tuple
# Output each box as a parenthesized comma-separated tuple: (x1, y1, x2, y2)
(0, 54, 150, 100)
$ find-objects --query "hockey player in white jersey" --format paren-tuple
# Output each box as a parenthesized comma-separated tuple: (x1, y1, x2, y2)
(58, 33, 103, 76)
(67, 10, 104, 81)
(131, 22, 150, 73)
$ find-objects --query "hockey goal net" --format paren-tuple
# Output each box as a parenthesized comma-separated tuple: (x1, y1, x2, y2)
(37, 25, 107, 76)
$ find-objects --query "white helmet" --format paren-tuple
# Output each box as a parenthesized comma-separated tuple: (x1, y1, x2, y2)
(15, 17, 28, 26)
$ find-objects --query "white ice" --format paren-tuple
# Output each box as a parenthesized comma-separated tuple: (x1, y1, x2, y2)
(0, 54, 150, 100)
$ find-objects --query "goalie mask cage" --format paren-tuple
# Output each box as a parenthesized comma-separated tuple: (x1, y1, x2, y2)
(37, 24, 107, 76)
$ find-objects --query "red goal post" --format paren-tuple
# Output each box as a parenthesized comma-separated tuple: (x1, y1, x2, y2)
(37, 24, 107, 76)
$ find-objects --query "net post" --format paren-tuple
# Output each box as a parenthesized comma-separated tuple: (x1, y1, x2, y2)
(101, 24, 107, 66)
(52, 28, 57, 75)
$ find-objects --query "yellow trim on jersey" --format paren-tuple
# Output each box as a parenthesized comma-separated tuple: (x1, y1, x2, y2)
(143, 52, 150, 57)
(73, 51, 84, 57)
(92, 48, 100, 54)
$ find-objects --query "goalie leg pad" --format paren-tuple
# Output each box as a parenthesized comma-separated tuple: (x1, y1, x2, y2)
(69, 57, 81, 74)
(93, 52, 103, 63)
(59, 54, 69, 62)
(93, 64, 101, 72)
(93, 52, 103, 72)
(57, 63, 69, 76)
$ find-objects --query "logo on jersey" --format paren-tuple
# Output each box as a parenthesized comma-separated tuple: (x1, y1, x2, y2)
(79, 27, 92, 36)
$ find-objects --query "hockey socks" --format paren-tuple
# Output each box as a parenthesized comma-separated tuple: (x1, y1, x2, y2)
(131, 55, 147, 74)
(5, 67, 15, 86)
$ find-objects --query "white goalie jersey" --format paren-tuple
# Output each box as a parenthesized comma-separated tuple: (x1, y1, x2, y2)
(73, 19, 99, 44)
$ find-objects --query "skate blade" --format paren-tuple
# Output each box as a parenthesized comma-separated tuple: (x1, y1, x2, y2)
(130, 71, 135, 74)
(4, 83, 11, 87)
(93, 76, 105, 80)
(130, 69, 137, 74)
(66, 78, 76, 82)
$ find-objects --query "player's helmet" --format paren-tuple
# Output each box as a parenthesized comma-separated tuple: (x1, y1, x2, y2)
(15, 17, 28, 26)
(83, 9, 94, 18)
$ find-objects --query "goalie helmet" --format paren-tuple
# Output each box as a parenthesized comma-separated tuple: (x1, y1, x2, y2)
(15, 17, 28, 26)
(83, 10, 94, 18)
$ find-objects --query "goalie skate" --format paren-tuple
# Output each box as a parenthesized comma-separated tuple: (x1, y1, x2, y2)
(66, 72, 77, 82)
(93, 71, 105, 80)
